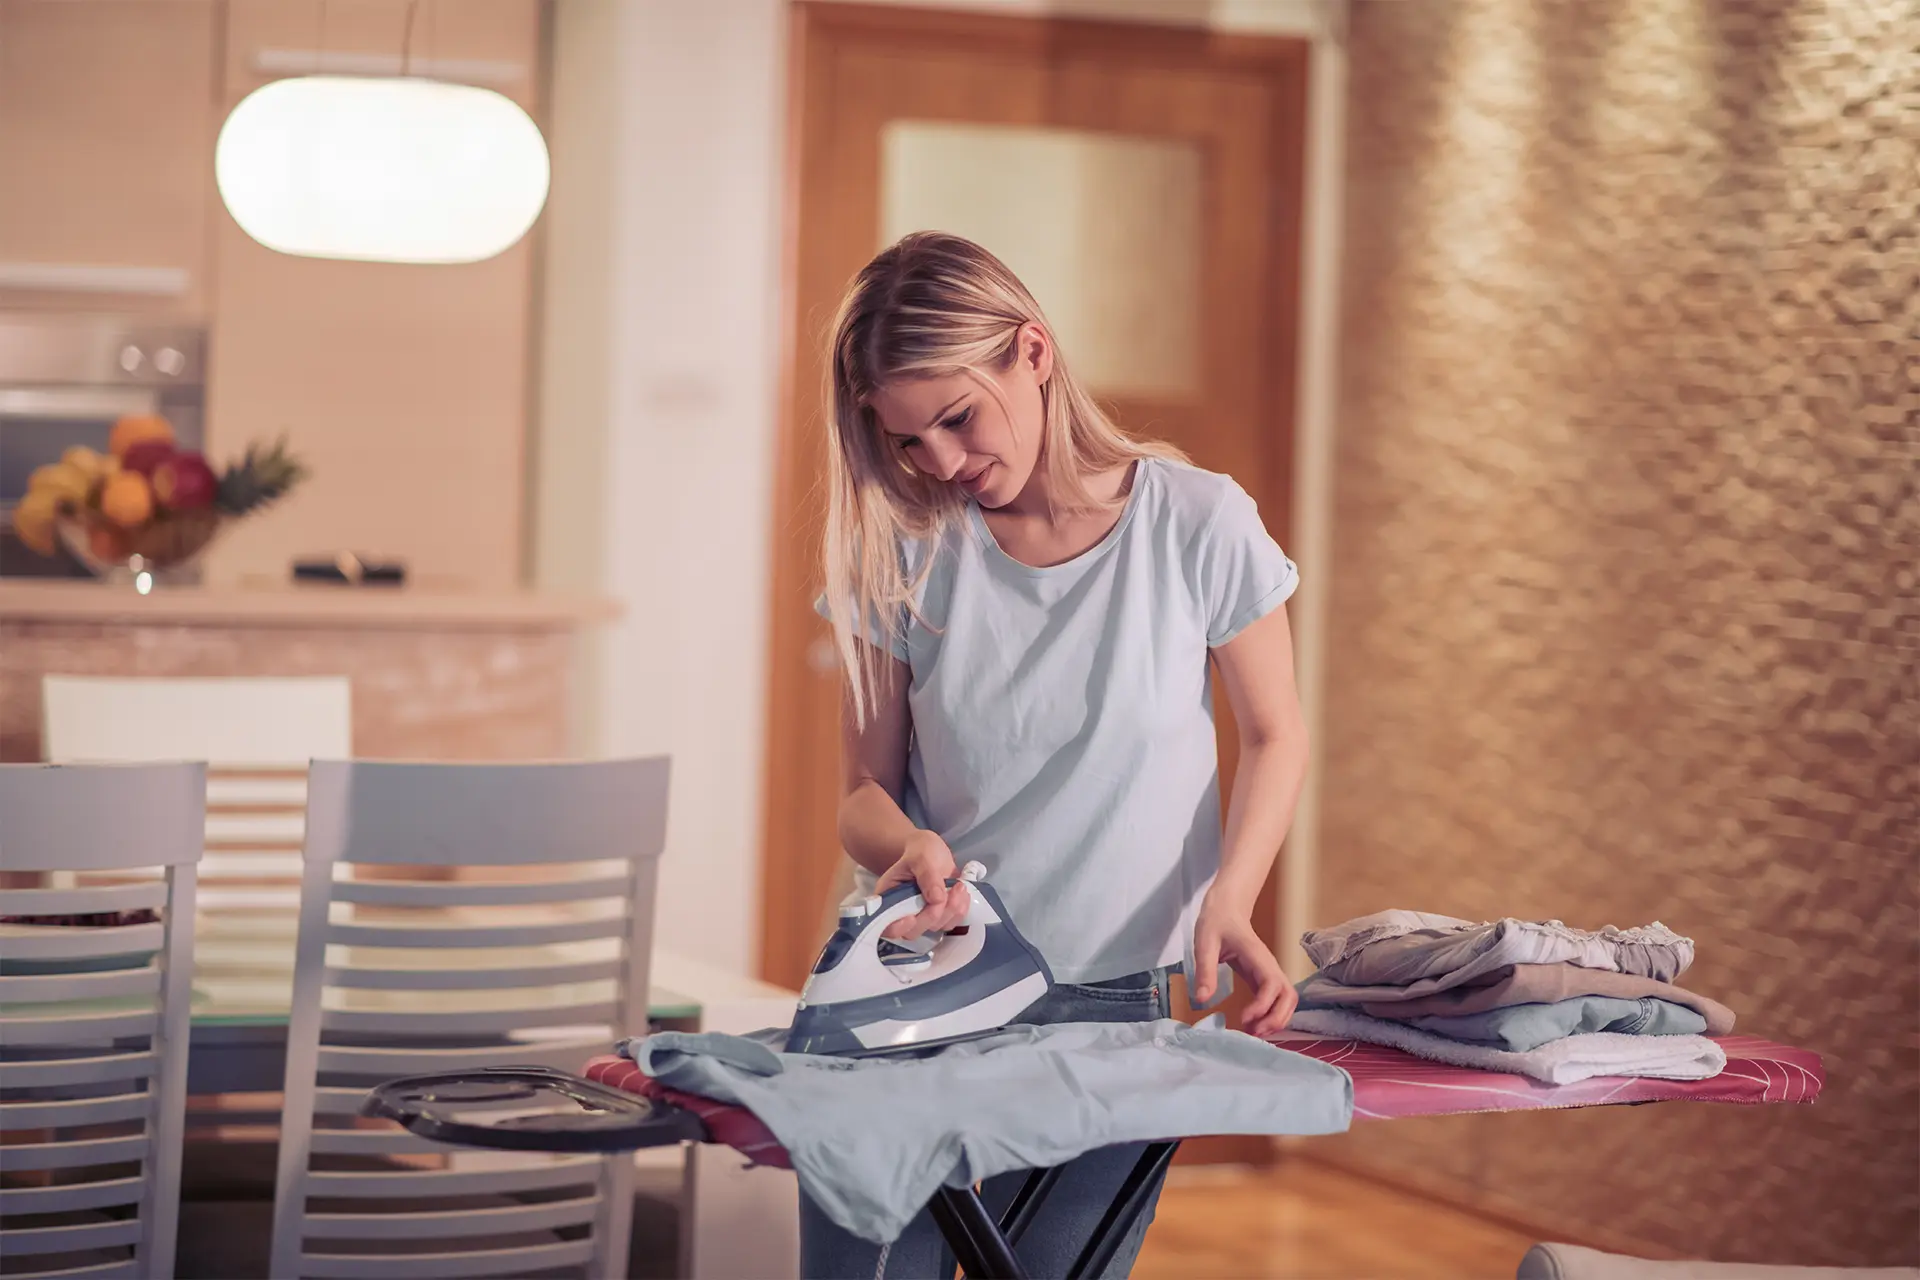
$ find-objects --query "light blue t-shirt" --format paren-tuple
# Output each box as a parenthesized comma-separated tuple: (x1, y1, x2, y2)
(822, 457, 1299, 984)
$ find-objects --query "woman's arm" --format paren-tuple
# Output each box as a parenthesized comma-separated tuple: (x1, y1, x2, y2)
(1193, 604, 1311, 1034)
(837, 642, 968, 937)
(837, 643, 919, 877)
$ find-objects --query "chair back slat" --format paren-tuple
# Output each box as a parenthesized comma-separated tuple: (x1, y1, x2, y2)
(0, 1008, 159, 1046)
(302, 1196, 602, 1241)
(304, 759, 669, 867)
(0, 1091, 154, 1129)
(321, 957, 624, 992)
(0, 1134, 152, 1172)
(305, 1158, 601, 1199)
(317, 1001, 620, 1037)
(313, 1036, 611, 1078)
(1, 1218, 144, 1255)
(325, 915, 628, 949)
(0, 1049, 157, 1089)
(300, 1239, 596, 1280)
(0, 922, 163, 960)
(330, 872, 631, 908)
(0, 966, 163, 1003)
(0, 1176, 146, 1216)
(0, 765, 202, 871)
(0, 882, 168, 916)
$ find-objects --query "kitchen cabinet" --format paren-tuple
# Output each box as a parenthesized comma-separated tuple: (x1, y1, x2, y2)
(0, 0, 220, 317)
(203, 0, 544, 590)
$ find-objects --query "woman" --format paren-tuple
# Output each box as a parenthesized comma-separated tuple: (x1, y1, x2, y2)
(810, 232, 1309, 1278)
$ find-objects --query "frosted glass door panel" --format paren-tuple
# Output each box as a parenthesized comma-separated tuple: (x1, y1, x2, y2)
(879, 121, 1202, 400)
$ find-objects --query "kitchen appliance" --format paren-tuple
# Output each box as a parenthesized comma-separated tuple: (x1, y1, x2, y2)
(784, 860, 1055, 1057)
(291, 553, 407, 585)
(0, 313, 205, 578)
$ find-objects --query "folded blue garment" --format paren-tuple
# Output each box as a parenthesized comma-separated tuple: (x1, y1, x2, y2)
(619, 1020, 1353, 1244)
(1388, 995, 1708, 1051)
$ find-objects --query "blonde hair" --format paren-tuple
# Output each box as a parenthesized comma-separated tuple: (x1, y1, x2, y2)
(821, 231, 1188, 724)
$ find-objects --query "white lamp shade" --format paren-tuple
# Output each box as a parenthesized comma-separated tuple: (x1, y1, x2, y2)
(216, 75, 551, 265)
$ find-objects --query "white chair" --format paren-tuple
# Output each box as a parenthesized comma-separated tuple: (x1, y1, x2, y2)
(41, 675, 353, 1014)
(0, 762, 206, 1280)
(268, 756, 672, 1280)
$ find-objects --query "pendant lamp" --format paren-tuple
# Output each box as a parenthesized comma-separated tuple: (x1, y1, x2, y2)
(215, 22, 550, 266)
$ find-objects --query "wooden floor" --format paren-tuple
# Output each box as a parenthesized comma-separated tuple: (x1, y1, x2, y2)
(1134, 1160, 1539, 1280)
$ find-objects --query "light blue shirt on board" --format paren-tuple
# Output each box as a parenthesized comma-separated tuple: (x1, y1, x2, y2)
(818, 458, 1299, 985)
(620, 1019, 1353, 1243)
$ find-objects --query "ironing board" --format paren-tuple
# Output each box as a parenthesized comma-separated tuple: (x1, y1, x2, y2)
(579, 1031, 1823, 1149)
(366, 1033, 1822, 1280)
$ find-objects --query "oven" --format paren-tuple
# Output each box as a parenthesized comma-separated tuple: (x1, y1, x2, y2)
(0, 313, 206, 578)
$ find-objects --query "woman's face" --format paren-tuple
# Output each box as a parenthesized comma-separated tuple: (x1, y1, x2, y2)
(868, 325, 1053, 510)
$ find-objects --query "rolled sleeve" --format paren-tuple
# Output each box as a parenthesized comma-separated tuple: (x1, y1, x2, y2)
(1195, 484, 1299, 648)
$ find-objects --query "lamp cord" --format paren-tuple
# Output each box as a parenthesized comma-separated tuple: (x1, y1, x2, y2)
(400, 0, 421, 76)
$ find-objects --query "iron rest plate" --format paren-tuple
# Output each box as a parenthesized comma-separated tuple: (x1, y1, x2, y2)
(362, 1065, 709, 1153)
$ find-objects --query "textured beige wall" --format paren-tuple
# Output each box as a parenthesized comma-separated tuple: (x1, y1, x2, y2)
(1312, 0, 1917, 1266)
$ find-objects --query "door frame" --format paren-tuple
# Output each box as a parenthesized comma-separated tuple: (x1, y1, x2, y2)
(758, 1, 1316, 994)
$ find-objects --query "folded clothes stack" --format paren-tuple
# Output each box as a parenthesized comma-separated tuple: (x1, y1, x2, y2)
(1288, 909, 1737, 1086)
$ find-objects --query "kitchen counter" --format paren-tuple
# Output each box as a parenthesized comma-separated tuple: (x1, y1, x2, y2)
(1, 580, 619, 762)
(0, 580, 621, 631)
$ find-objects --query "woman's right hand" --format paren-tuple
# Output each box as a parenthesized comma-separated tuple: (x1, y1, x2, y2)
(874, 830, 969, 939)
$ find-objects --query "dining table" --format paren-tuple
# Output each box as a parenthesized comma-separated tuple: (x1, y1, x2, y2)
(185, 985, 704, 1095)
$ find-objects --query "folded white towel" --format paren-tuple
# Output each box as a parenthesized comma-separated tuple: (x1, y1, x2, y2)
(1287, 1006, 1726, 1085)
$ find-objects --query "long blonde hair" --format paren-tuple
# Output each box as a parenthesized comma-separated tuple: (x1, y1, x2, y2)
(822, 232, 1188, 725)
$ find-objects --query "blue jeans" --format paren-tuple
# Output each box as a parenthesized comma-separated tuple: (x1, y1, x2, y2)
(799, 968, 1174, 1279)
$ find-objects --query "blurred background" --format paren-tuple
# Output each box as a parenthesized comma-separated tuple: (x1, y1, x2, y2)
(0, 0, 1912, 1276)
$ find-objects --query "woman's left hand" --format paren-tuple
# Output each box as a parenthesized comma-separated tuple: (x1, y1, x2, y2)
(1191, 895, 1298, 1039)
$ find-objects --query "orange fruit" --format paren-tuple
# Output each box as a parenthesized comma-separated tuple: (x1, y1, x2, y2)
(99, 471, 154, 528)
(108, 413, 175, 460)
(89, 522, 132, 563)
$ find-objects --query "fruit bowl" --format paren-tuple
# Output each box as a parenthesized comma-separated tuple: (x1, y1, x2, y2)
(11, 416, 305, 588)
(54, 507, 224, 585)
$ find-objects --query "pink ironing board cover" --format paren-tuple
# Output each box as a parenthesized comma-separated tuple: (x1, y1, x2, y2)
(587, 1054, 794, 1169)
(582, 1034, 1821, 1166)
(1266, 1032, 1824, 1120)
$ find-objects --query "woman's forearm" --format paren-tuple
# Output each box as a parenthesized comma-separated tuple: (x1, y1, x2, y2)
(838, 779, 922, 878)
(1209, 733, 1309, 918)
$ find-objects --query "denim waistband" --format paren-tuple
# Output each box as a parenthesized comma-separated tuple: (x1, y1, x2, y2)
(1071, 967, 1168, 993)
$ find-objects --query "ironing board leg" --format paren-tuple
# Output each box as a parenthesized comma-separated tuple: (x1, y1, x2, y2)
(930, 1186, 1029, 1280)
(1065, 1141, 1181, 1280)
(999, 1165, 1063, 1247)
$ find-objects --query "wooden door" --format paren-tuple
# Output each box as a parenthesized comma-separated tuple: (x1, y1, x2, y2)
(761, 1, 1307, 1091)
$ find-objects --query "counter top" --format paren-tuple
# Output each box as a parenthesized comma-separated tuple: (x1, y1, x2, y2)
(0, 580, 622, 630)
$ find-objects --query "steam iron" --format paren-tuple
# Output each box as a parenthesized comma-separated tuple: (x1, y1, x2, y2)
(785, 861, 1053, 1057)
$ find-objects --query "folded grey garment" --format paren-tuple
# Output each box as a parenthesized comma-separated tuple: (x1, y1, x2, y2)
(1517, 1241, 1920, 1280)
(1286, 1006, 1724, 1085)
(1396, 996, 1706, 1052)
(1302, 910, 1695, 990)
(1319, 962, 1735, 1035)
(1303, 909, 1473, 968)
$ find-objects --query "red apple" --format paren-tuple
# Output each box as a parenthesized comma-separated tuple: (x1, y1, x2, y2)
(119, 438, 177, 477)
(152, 451, 218, 510)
